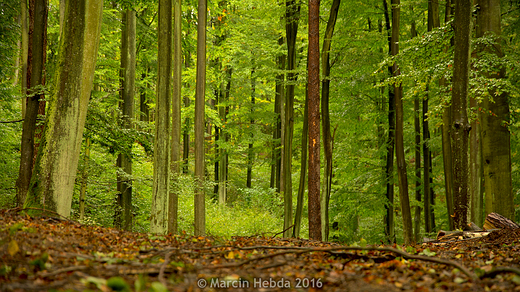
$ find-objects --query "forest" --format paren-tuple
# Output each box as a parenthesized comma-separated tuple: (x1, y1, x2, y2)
(1, 0, 520, 246)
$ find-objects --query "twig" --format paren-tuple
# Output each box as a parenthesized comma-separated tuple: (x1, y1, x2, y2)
(481, 266, 520, 279)
(159, 251, 173, 287)
(38, 266, 88, 278)
(272, 224, 295, 238)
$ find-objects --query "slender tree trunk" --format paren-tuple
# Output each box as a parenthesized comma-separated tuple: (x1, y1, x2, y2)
(391, 0, 413, 244)
(383, 0, 395, 244)
(151, 0, 172, 234)
(183, 54, 191, 174)
(294, 89, 308, 238)
(79, 137, 90, 221)
(247, 68, 255, 188)
(219, 67, 232, 205)
(16, 0, 47, 207)
(169, 0, 182, 234)
(20, 0, 29, 118)
(307, 0, 321, 241)
(410, 13, 422, 242)
(24, 0, 103, 217)
(441, 0, 455, 231)
(116, 8, 136, 231)
(283, 0, 301, 238)
(271, 36, 285, 192)
(451, 0, 472, 230)
(194, 0, 207, 236)
(476, 0, 514, 220)
(321, 0, 340, 242)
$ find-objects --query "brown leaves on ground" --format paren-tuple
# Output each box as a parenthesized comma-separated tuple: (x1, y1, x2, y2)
(1, 208, 520, 291)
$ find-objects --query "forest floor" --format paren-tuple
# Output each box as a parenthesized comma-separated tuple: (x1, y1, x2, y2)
(1, 208, 520, 292)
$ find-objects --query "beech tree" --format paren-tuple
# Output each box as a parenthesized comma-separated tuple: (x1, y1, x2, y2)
(24, 0, 103, 217)
(151, 0, 172, 234)
(476, 0, 514, 220)
(451, 0, 472, 230)
(16, 0, 47, 207)
(194, 0, 207, 236)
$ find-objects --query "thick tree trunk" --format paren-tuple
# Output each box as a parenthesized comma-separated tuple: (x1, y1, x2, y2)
(321, 0, 340, 242)
(169, 0, 182, 234)
(16, 0, 47, 207)
(24, 0, 103, 217)
(451, 0, 472, 230)
(469, 94, 483, 226)
(151, 0, 172, 234)
(476, 0, 514, 221)
(194, 0, 207, 236)
(283, 0, 301, 238)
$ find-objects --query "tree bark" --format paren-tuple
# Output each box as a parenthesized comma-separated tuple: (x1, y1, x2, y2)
(441, 0, 455, 231)
(271, 36, 285, 193)
(247, 68, 255, 188)
(151, 0, 172, 234)
(294, 89, 308, 238)
(79, 137, 90, 221)
(391, 0, 414, 244)
(321, 0, 341, 242)
(168, 0, 182, 234)
(117, 8, 136, 231)
(476, 0, 514, 221)
(194, 0, 207, 236)
(283, 0, 301, 238)
(16, 0, 47, 207)
(451, 0, 472, 230)
(24, 0, 103, 217)
(307, 0, 321, 242)
(382, 0, 395, 244)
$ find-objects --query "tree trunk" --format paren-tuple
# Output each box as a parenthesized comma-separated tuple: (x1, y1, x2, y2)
(294, 89, 308, 238)
(24, 0, 103, 217)
(16, 0, 47, 207)
(321, 0, 340, 242)
(194, 0, 207, 236)
(476, 0, 514, 221)
(307, 0, 321, 241)
(441, 0, 455, 231)
(391, 0, 414, 244)
(451, 0, 472, 230)
(271, 36, 285, 192)
(410, 13, 421, 242)
(116, 8, 136, 231)
(151, 0, 172, 234)
(247, 68, 255, 188)
(283, 0, 301, 238)
(219, 67, 232, 205)
(79, 137, 90, 221)
(20, 0, 29, 118)
(382, 0, 395, 244)
(169, 0, 182, 234)
(469, 94, 483, 226)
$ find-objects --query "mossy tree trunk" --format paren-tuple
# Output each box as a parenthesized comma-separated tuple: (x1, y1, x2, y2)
(476, 0, 514, 221)
(16, 0, 47, 207)
(24, 0, 103, 217)
(151, 0, 172, 234)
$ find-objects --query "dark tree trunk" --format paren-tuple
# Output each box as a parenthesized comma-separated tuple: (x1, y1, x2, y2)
(451, 0, 472, 230)
(16, 0, 47, 207)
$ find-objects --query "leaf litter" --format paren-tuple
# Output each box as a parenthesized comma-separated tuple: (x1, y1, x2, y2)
(1, 209, 520, 291)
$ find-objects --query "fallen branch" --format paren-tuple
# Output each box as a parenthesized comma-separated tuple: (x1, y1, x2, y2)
(481, 266, 520, 279)
(204, 245, 479, 280)
(272, 224, 295, 238)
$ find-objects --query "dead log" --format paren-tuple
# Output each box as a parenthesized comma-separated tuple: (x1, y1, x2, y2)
(484, 212, 520, 230)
